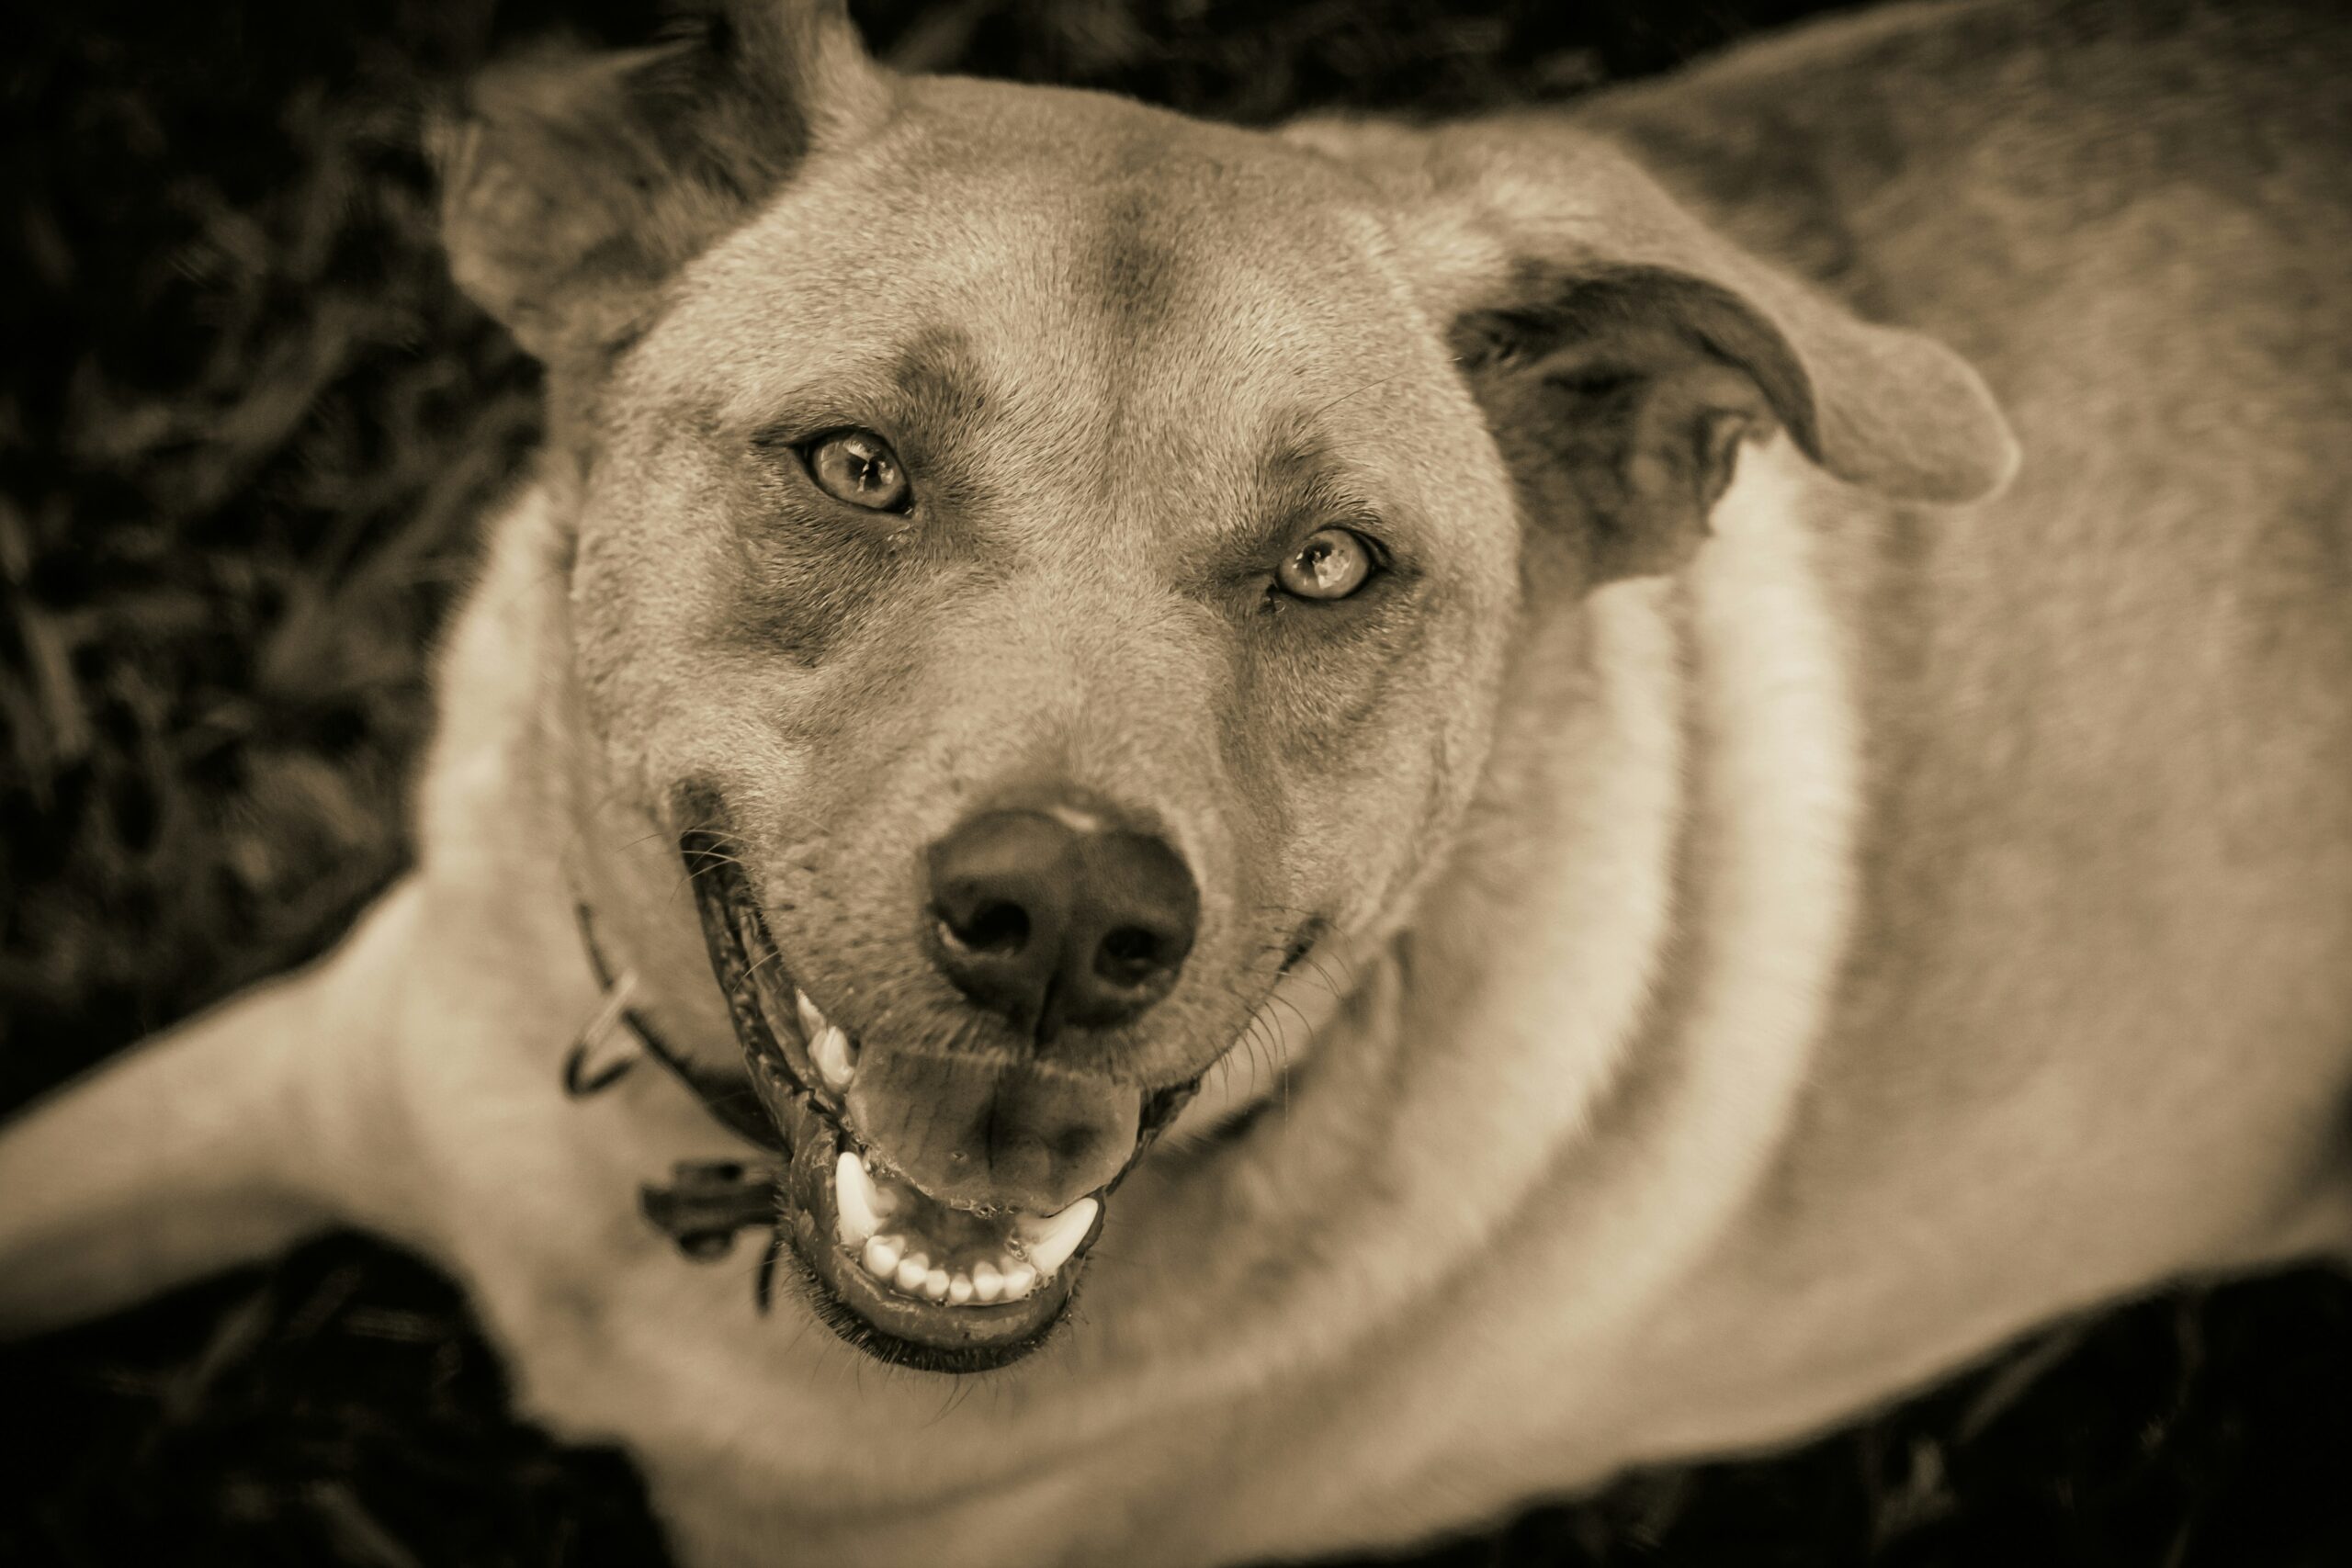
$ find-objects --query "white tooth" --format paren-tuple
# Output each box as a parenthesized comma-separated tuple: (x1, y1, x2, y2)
(834, 1152, 882, 1247)
(1015, 1196, 1098, 1278)
(895, 1254, 931, 1294)
(863, 1235, 902, 1279)
(947, 1274, 974, 1305)
(922, 1269, 951, 1303)
(1001, 1263, 1037, 1301)
(796, 989, 827, 1040)
(971, 1261, 1003, 1303)
(811, 1024, 857, 1092)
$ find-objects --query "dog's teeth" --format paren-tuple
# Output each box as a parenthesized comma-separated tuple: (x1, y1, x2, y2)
(810, 1024, 858, 1092)
(1015, 1196, 1098, 1278)
(854, 1198, 1091, 1306)
(834, 1152, 883, 1247)
(894, 1253, 931, 1294)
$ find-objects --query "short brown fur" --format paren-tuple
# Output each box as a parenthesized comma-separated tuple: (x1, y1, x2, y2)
(3, 3, 2346, 1564)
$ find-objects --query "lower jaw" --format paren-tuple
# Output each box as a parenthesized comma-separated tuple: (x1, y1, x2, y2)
(763, 1069, 1081, 1373)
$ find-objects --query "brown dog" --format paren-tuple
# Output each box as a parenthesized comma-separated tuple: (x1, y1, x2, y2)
(5, 0, 2348, 1562)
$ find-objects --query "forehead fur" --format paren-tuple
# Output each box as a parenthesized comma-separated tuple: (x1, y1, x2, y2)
(620, 75, 1509, 543)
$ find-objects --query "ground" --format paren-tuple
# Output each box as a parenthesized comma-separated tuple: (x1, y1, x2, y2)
(3, 2, 2346, 1563)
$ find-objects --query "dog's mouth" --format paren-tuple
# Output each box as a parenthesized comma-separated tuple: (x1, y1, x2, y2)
(681, 830, 1196, 1373)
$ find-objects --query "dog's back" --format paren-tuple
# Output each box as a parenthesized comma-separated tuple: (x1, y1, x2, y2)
(1565, 0, 2352, 1450)
(1592, 0, 2351, 582)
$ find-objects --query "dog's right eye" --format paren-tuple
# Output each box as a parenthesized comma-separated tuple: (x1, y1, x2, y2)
(1275, 527, 1379, 602)
(804, 429, 912, 513)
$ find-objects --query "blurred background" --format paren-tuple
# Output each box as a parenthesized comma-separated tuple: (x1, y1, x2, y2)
(1, 1, 2346, 1563)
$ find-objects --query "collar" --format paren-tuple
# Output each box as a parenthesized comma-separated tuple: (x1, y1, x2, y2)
(568, 903, 788, 1301)
(569, 903, 783, 1153)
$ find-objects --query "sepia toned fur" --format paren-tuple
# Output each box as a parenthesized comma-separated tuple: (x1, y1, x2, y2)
(3, 1, 2346, 1563)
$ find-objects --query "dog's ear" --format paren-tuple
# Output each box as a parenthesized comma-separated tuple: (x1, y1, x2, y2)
(1296, 119, 2019, 588)
(437, 0, 888, 366)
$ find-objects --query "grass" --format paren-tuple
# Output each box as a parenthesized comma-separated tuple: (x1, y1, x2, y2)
(3, 2, 2347, 1563)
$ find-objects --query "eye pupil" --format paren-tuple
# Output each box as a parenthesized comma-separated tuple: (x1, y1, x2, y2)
(808, 429, 910, 512)
(1277, 527, 1374, 601)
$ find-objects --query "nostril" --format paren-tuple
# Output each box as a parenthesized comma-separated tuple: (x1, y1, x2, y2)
(1095, 925, 1169, 987)
(946, 898, 1031, 954)
(925, 805, 1196, 1036)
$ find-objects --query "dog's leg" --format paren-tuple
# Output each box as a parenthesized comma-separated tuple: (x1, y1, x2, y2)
(0, 880, 423, 1337)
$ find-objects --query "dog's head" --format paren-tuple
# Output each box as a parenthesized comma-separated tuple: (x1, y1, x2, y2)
(442, 2, 2013, 1370)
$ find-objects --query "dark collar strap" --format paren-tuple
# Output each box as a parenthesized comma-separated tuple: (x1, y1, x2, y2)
(569, 902, 789, 1292)
(571, 903, 786, 1156)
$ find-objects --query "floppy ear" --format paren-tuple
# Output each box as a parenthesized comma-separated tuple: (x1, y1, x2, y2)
(1296, 118, 2019, 588)
(437, 0, 888, 367)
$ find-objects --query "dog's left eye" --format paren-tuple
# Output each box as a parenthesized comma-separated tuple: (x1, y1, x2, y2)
(805, 429, 911, 512)
(1275, 528, 1377, 602)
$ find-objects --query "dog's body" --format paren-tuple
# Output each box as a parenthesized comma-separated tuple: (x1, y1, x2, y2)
(6, 1, 2350, 1564)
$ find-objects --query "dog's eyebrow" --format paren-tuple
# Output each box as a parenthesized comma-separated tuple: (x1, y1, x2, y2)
(885, 325, 993, 438)
(1251, 418, 1385, 532)
(1177, 417, 1407, 586)
(721, 325, 997, 451)
(1255, 440, 1365, 525)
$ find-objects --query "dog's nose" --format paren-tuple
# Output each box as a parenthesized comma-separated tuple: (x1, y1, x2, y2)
(925, 806, 1198, 1041)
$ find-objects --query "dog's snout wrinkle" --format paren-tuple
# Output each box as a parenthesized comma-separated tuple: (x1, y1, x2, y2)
(925, 805, 1199, 1044)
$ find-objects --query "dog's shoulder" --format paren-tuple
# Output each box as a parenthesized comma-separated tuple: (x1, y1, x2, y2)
(1576, 0, 2351, 627)
(1572, 0, 2352, 304)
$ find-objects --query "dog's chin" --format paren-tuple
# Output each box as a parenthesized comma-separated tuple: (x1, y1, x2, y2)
(681, 831, 1199, 1374)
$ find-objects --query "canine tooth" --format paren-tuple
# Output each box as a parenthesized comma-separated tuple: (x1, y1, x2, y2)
(922, 1268, 951, 1303)
(1001, 1263, 1038, 1301)
(834, 1152, 882, 1247)
(863, 1235, 902, 1279)
(948, 1273, 974, 1305)
(895, 1254, 931, 1294)
(810, 1024, 857, 1092)
(971, 1261, 1003, 1303)
(1015, 1196, 1098, 1278)
(796, 989, 827, 1041)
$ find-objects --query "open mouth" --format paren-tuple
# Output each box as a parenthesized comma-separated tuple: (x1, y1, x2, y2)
(680, 830, 1195, 1373)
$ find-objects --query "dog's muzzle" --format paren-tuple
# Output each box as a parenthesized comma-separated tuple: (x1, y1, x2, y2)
(679, 829, 1198, 1374)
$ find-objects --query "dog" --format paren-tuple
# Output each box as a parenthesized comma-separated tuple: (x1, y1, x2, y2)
(5, 0, 2348, 1562)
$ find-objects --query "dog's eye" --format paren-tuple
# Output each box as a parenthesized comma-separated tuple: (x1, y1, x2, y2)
(1275, 528, 1376, 602)
(805, 429, 911, 512)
